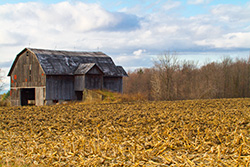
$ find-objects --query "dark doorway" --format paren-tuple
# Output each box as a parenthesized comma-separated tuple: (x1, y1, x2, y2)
(75, 91, 83, 101)
(20, 88, 35, 106)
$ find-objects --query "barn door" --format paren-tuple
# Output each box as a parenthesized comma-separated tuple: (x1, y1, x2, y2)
(35, 87, 44, 106)
(20, 88, 35, 106)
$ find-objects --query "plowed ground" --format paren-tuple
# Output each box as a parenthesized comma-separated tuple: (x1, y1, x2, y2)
(1, 99, 250, 166)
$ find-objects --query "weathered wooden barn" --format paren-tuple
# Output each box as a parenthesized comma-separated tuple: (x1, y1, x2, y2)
(8, 48, 127, 106)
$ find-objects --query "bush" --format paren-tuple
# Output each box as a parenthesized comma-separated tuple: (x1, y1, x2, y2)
(0, 100, 10, 107)
(83, 89, 147, 103)
(0, 91, 10, 107)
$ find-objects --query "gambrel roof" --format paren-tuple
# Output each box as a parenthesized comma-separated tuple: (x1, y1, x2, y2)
(8, 48, 128, 77)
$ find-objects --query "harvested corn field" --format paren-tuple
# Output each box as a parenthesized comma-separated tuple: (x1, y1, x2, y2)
(0, 99, 250, 166)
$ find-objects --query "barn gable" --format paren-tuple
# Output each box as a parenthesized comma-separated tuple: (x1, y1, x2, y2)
(8, 48, 45, 77)
(74, 63, 104, 75)
(74, 63, 104, 93)
(8, 49, 46, 106)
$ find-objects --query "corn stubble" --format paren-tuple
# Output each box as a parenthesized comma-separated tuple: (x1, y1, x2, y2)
(0, 99, 249, 166)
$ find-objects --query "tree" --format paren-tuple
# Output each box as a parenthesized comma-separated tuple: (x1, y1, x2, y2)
(123, 53, 250, 101)
(123, 68, 153, 99)
(177, 60, 198, 99)
(152, 52, 179, 100)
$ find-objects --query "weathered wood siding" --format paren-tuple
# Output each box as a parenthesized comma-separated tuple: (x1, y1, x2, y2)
(10, 88, 20, 106)
(35, 87, 44, 106)
(74, 75, 85, 91)
(85, 75, 103, 90)
(84, 66, 103, 90)
(103, 77, 123, 93)
(10, 50, 46, 106)
(75, 65, 103, 91)
(46, 75, 76, 100)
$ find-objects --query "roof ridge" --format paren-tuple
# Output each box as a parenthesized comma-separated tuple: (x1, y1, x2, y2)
(28, 48, 109, 58)
(28, 47, 104, 54)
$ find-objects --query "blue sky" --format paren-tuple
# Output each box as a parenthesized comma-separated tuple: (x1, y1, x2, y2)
(1, 0, 250, 92)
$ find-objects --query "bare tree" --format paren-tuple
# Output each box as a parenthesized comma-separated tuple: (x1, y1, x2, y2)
(123, 68, 153, 99)
(151, 68, 162, 100)
(124, 53, 250, 101)
(177, 60, 198, 99)
(152, 52, 179, 100)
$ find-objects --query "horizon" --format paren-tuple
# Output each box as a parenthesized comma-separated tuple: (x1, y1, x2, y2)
(1, 50, 249, 94)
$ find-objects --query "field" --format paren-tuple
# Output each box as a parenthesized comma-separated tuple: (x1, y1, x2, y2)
(0, 99, 250, 166)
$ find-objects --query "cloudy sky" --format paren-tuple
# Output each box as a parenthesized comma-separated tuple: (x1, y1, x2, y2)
(1, 0, 250, 92)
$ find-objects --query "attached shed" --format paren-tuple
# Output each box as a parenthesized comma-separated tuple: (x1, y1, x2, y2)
(8, 48, 128, 106)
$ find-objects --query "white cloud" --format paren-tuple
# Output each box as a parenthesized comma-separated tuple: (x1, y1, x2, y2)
(133, 49, 146, 58)
(188, 0, 212, 5)
(156, 25, 179, 34)
(1, 1, 249, 56)
(211, 4, 250, 23)
(115, 49, 147, 63)
(0, 31, 17, 45)
(162, 1, 181, 10)
(195, 32, 250, 48)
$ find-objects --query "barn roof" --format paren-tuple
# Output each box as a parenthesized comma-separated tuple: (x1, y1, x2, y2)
(116, 66, 128, 76)
(8, 48, 128, 77)
(74, 63, 104, 75)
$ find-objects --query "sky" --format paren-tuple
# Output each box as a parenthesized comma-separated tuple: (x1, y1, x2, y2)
(1, 0, 250, 93)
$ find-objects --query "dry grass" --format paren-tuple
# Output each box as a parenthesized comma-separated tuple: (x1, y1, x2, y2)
(94, 90, 147, 102)
(0, 98, 250, 166)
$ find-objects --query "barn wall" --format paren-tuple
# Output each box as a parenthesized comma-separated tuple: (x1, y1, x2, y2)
(103, 77, 123, 93)
(85, 75, 103, 90)
(46, 75, 76, 100)
(10, 88, 20, 106)
(35, 87, 44, 106)
(10, 50, 46, 106)
(74, 75, 85, 91)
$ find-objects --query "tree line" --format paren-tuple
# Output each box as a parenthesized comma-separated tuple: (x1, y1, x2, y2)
(123, 52, 250, 101)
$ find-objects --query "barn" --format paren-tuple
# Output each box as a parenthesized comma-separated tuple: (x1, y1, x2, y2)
(8, 48, 128, 106)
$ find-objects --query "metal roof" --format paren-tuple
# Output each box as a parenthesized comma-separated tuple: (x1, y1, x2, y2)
(8, 48, 127, 77)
